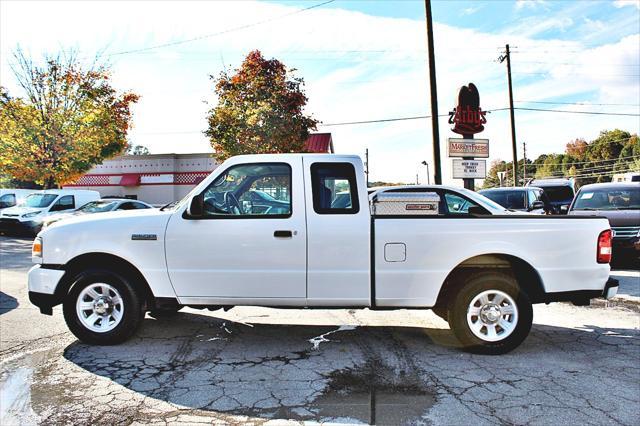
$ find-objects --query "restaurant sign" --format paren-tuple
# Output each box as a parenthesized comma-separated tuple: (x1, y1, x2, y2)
(448, 138, 489, 158)
(452, 159, 487, 179)
(448, 83, 487, 136)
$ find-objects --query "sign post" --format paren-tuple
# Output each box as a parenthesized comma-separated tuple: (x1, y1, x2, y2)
(448, 83, 488, 190)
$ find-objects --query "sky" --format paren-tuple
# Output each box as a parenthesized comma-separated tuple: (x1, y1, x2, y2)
(1, 0, 639, 185)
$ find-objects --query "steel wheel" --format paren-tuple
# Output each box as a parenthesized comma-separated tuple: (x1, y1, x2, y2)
(466, 289, 518, 342)
(75, 283, 125, 333)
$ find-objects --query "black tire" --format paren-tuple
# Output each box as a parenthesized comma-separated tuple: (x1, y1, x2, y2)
(447, 271, 533, 355)
(63, 269, 144, 345)
(148, 307, 182, 318)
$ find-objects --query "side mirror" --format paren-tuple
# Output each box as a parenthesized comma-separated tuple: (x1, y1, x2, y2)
(530, 201, 545, 211)
(560, 205, 569, 215)
(187, 193, 204, 217)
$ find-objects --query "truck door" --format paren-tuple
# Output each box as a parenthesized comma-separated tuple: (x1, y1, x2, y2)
(303, 156, 371, 306)
(164, 159, 307, 300)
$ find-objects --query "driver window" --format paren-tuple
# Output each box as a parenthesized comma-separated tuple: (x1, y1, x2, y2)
(50, 195, 75, 212)
(444, 193, 479, 214)
(201, 163, 291, 217)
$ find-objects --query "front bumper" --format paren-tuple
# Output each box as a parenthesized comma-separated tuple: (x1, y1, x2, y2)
(28, 265, 66, 315)
(0, 218, 43, 235)
(613, 237, 640, 254)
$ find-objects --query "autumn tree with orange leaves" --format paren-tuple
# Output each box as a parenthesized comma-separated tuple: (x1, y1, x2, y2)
(205, 50, 318, 161)
(0, 50, 138, 188)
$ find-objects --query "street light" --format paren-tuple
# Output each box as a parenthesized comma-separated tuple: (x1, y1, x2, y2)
(421, 161, 431, 185)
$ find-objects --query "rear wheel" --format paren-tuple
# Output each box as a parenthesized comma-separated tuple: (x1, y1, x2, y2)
(447, 272, 533, 355)
(63, 270, 143, 345)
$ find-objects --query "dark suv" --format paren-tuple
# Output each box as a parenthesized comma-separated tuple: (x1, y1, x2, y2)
(568, 182, 640, 265)
(478, 187, 550, 214)
(527, 178, 577, 214)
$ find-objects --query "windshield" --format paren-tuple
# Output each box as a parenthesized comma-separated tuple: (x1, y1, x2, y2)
(78, 200, 118, 213)
(537, 186, 573, 203)
(456, 187, 508, 213)
(25, 194, 57, 208)
(573, 187, 640, 211)
(480, 190, 526, 210)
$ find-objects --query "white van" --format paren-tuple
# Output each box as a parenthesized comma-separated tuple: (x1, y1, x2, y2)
(0, 189, 100, 235)
(0, 189, 36, 211)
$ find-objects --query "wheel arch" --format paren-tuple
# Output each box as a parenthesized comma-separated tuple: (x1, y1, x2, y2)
(55, 252, 156, 309)
(434, 253, 546, 309)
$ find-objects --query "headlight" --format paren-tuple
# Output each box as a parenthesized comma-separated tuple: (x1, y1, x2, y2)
(32, 236, 43, 260)
(23, 211, 41, 218)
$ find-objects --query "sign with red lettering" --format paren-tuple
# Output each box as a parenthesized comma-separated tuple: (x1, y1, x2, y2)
(448, 138, 489, 158)
(448, 83, 487, 135)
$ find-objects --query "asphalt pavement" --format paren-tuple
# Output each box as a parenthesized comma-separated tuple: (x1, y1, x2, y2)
(1, 236, 639, 425)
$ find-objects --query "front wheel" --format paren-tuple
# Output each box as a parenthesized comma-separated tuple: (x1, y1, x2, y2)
(63, 270, 144, 345)
(447, 272, 533, 355)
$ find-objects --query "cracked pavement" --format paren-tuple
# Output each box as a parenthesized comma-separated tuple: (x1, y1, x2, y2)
(1, 236, 639, 425)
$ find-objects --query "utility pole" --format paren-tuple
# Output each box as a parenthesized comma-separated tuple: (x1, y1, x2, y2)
(498, 44, 518, 186)
(365, 148, 369, 187)
(425, 0, 442, 185)
(522, 141, 527, 185)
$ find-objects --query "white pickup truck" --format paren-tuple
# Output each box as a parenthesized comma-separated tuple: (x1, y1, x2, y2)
(28, 154, 618, 354)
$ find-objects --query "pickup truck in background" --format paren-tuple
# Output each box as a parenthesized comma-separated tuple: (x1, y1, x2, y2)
(27, 154, 617, 355)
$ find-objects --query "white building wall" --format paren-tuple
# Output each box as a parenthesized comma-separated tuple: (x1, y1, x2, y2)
(63, 153, 217, 205)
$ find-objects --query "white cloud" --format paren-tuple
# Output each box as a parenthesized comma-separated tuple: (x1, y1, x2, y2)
(614, 0, 640, 10)
(515, 0, 548, 11)
(461, 6, 482, 16)
(0, 0, 638, 186)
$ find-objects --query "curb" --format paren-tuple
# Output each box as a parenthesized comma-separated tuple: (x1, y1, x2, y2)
(591, 296, 640, 313)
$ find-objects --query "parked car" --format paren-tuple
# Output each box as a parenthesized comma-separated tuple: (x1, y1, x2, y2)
(478, 187, 550, 214)
(0, 189, 36, 211)
(0, 189, 100, 235)
(28, 154, 616, 355)
(568, 182, 640, 264)
(43, 199, 153, 228)
(526, 178, 577, 214)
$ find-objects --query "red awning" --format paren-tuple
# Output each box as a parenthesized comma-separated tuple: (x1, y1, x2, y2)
(304, 133, 334, 153)
(119, 174, 141, 187)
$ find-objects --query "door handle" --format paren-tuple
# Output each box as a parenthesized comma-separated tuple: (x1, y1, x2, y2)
(274, 230, 293, 238)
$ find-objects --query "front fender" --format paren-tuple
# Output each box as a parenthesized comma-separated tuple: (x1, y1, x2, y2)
(39, 210, 177, 298)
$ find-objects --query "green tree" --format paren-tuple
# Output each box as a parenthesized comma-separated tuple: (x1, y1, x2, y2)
(205, 50, 318, 161)
(0, 50, 138, 188)
(614, 134, 640, 173)
(581, 129, 631, 183)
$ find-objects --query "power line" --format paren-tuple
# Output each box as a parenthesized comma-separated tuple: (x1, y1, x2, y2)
(106, 0, 335, 57)
(514, 71, 640, 78)
(516, 60, 640, 67)
(530, 160, 640, 174)
(526, 163, 638, 174)
(319, 108, 512, 127)
(136, 116, 637, 135)
(535, 168, 639, 180)
(516, 100, 640, 107)
(515, 107, 640, 117)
